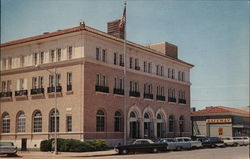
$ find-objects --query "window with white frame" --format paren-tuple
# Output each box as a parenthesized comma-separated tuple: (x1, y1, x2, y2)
(40, 52, 44, 64)
(114, 111, 123, 132)
(17, 112, 26, 133)
(2, 113, 10, 133)
(119, 54, 124, 66)
(114, 77, 124, 89)
(1, 81, 6, 92)
(33, 53, 38, 65)
(19, 79, 24, 90)
(144, 83, 152, 94)
(20, 56, 25, 67)
(49, 74, 61, 87)
(50, 50, 55, 62)
(168, 88, 175, 98)
(33, 111, 42, 132)
(160, 66, 164, 76)
(32, 77, 37, 89)
(49, 110, 59, 132)
(68, 46, 73, 60)
(7, 80, 12, 92)
(96, 74, 107, 86)
(8, 57, 12, 69)
(129, 81, 139, 92)
(67, 72, 72, 91)
(2, 58, 7, 70)
(114, 52, 118, 65)
(96, 110, 105, 132)
(157, 86, 164, 96)
(57, 48, 61, 61)
(102, 49, 106, 62)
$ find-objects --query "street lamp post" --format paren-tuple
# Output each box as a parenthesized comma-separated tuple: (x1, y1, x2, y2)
(35, 65, 58, 155)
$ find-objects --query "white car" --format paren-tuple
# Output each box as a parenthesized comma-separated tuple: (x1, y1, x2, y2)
(175, 137, 202, 150)
(0, 142, 17, 156)
(232, 137, 245, 146)
(221, 137, 235, 146)
(240, 137, 249, 145)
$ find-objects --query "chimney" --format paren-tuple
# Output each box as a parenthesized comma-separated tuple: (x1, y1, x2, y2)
(107, 19, 125, 39)
(146, 42, 178, 59)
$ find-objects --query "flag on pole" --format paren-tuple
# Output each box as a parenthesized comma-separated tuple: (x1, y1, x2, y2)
(119, 2, 126, 30)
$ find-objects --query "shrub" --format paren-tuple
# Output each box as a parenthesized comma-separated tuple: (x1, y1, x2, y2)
(40, 138, 107, 152)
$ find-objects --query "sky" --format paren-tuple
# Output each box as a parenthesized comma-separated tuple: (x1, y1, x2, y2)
(1, 0, 249, 110)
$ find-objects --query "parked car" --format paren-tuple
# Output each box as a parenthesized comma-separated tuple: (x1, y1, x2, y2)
(232, 137, 245, 146)
(158, 138, 178, 150)
(241, 136, 250, 145)
(221, 137, 235, 146)
(114, 139, 168, 155)
(175, 137, 202, 150)
(0, 142, 17, 156)
(200, 137, 224, 148)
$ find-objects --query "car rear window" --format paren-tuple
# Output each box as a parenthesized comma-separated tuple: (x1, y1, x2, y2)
(0, 142, 14, 146)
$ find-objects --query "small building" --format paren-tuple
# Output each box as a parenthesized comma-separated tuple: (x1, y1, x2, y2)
(191, 106, 250, 137)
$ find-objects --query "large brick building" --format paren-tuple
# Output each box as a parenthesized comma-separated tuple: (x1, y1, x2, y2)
(0, 21, 193, 149)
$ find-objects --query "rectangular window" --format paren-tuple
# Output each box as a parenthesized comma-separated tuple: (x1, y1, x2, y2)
(135, 58, 139, 68)
(156, 65, 159, 75)
(182, 72, 185, 81)
(33, 53, 38, 65)
(148, 62, 152, 73)
(2, 59, 7, 70)
(168, 68, 171, 78)
(57, 49, 61, 61)
(50, 50, 55, 62)
(144, 61, 147, 72)
(8, 57, 12, 69)
(67, 72, 72, 91)
(119, 54, 124, 66)
(102, 49, 106, 62)
(172, 69, 175, 79)
(49, 74, 60, 87)
(96, 48, 100, 61)
(1, 81, 6, 92)
(96, 74, 100, 86)
(40, 52, 44, 64)
(7, 80, 11, 92)
(114, 53, 117, 65)
(32, 77, 37, 89)
(160, 66, 164, 76)
(20, 56, 25, 67)
(101, 75, 106, 86)
(38, 76, 43, 88)
(68, 46, 73, 60)
(66, 116, 72, 132)
(178, 71, 181, 80)
(129, 57, 133, 68)
(20, 79, 24, 90)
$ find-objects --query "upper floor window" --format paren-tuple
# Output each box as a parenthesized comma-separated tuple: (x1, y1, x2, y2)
(119, 54, 124, 66)
(40, 52, 44, 64)
(114, 77, 124, 89)
(32, 76, 43, 89)
(148, 62, 152, 73)
(114, 53, 118, 65)
(8, 57, 12, 69)
(33, 53, 38, 65)
(179, 90, 185, 99)
(49, 74, 61, 87)
(17, 79, 25, 90)
(157, 86, 164, 96)
(96, 47, 106, 62)
(2, 58, 7, 70)
(50, 50, 55, 62)
(96, 74, 107, 86)
(102, 49, 106, 62)
(144, 83, 152, 94)
(129, 80, 139, 92)
(143, 61, 147, 72)
(129, 57, 133, 68)
(68, 46, 73, 60)
(96, 48, 100, 61)
(57, 49, 61, 61)
(67, 72, 72, 91)
(1, 81, 6, 92)
(160, 66, 164, 76)
(20, 56, 25, 67)
(156, 65, 159, 75)
(168, 88, 175, 98)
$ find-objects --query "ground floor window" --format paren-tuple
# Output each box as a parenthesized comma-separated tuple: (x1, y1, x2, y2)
(66, 116, 72, 132)
(96, 110, 105, 132)
(49, 110, 59, 132)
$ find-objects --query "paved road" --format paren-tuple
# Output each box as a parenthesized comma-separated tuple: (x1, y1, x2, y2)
(3, 145, 249, 159)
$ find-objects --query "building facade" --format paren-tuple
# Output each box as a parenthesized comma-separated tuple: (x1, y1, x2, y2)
(0, 22, 193, 149)
(192, 106, 250, 137)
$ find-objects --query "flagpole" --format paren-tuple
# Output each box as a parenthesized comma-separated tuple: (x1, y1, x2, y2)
(123, 1, 127, 145)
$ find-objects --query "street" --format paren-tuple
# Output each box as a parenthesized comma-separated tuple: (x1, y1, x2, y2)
(2, 145, 249, 159)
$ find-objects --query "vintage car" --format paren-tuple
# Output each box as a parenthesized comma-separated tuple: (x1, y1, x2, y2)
(114, 139, 168, 154)
(232, 137, 246, 146)
(200, 137, 224, 148)
(158, 138, 178, 150)
(0, 142, 17, 156)
(221, 137, 235, 146)
(175, 137, 202, 150)
(241, 137, 250, 145)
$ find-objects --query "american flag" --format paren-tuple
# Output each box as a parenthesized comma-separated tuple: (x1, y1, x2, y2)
(119, 2, 126, 29)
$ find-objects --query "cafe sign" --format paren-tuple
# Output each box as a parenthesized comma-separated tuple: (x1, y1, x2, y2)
(206, 118, 232, 123)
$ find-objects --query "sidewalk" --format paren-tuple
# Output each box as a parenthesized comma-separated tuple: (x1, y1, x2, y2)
(17, 149, 117, 158)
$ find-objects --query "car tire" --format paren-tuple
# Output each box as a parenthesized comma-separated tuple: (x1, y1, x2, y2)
(211, 144, 216, 148)
(176, 146, 182, 151)
(233, 143, 238, 147)
(121, 149, 128, 155)
(152, 148, 158, 153)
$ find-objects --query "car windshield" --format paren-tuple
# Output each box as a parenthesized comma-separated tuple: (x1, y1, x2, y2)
(0, 142, 14, 146)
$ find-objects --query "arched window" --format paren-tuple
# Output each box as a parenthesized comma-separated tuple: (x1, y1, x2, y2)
(179, 116, 184, 133)
(130, 111, 136, 118)
(2, 113, 10, 133)
(114, 111, 122, 132)
(33, 111, 42, 132)
(144, 113, 150, 119)
(169, 115, 174, 132)
(157, 114, 162, 119)
(49, 109, 59, 132)
(17, 112, 25, 133)
(96, 110, 105, 132)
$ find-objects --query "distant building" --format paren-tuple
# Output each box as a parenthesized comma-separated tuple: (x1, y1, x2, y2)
(191, 106, 250, 137)
(0, 20, 193, 149)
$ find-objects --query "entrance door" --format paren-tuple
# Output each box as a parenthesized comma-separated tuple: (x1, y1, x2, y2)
(21, 138, 27, 151)
(130, 121, 140, 138)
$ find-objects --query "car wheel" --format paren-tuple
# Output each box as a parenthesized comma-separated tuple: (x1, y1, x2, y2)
(176, 146, 182, 151)
(211, 144, 216, 148)
(121, 149, 128, 155)
(152, 148, 158, 153)
(233, 143, 238, 147)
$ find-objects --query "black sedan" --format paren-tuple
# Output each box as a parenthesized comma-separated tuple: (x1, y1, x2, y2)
(114, 139, 168, 155)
